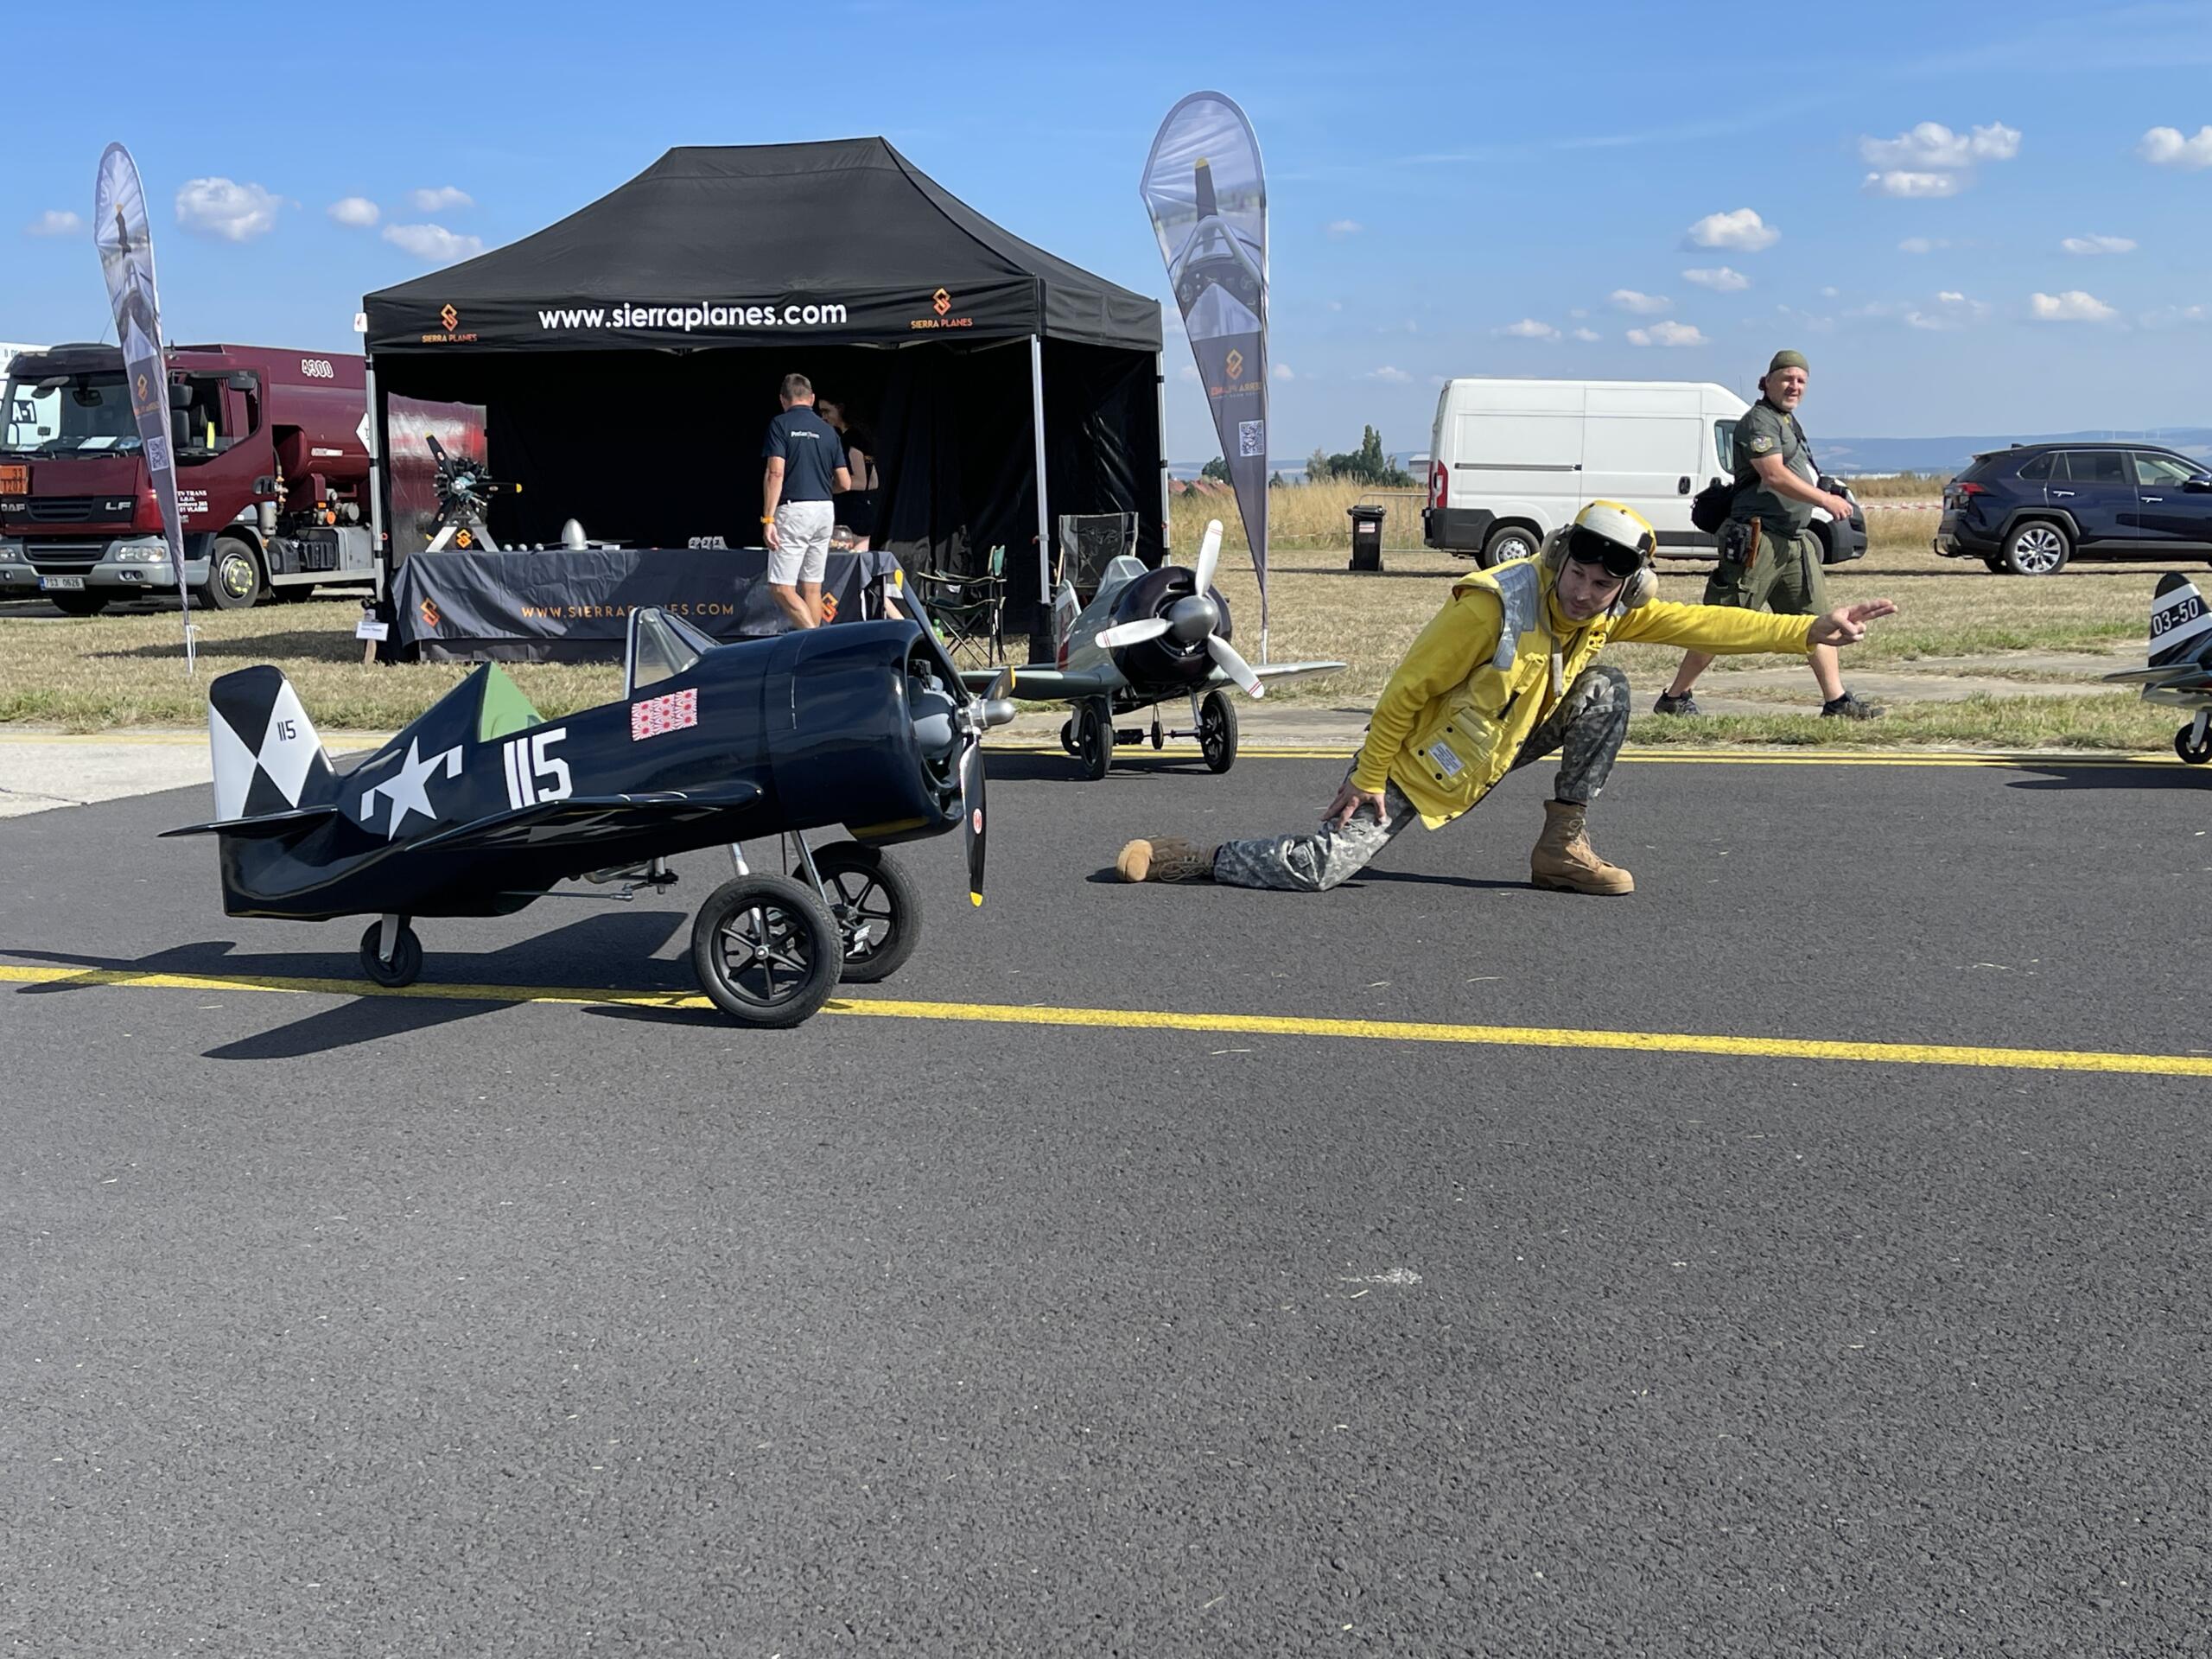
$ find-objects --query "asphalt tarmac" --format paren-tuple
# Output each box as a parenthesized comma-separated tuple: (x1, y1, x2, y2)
(3, 747, 2209, 1656)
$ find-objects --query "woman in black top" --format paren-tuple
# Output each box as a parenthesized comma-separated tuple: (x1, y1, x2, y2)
(817, 399, 878, 551)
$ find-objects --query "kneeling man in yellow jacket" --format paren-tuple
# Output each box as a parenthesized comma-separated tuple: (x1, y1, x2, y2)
(1116, 499, 1896, 894)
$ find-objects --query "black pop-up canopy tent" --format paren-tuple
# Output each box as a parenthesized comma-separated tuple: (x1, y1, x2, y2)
(361, 138, 1166, 636)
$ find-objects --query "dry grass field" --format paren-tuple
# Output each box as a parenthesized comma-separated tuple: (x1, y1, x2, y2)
(0, 481, 2185, 748)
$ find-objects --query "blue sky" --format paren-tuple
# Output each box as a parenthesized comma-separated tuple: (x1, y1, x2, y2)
(7, 0, 2209, 459)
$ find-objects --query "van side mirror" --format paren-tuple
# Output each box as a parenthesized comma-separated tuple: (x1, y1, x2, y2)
(168, 382, 192, 410)
(226, 371, 257, 391)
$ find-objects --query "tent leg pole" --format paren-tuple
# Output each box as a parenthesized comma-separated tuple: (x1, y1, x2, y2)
(365, 355, 388, 603)
(1155, 351, 1170, 558)
(1029, 335, 1051, 645)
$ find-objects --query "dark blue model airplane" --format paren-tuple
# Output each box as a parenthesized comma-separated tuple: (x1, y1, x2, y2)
(164, 607, 1013, 1027)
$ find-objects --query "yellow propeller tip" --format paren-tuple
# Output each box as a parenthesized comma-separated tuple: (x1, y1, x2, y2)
(969, 892, 984, 907)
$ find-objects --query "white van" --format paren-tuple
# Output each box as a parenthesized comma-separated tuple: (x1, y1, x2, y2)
(1423, 378, 1747, 566)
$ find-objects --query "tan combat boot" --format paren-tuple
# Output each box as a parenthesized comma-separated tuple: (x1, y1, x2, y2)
(1116, 836, 1219, 883)
(1529, 800, 1634, 895)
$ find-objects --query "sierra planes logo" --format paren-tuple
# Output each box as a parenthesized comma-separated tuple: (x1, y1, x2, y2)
(419, 596, 441, 628)
(421, 302, 479, 345)
(911, 284, 973, 333)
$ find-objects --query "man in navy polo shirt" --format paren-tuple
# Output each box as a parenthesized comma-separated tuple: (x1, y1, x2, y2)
(761, 372, 852, 628)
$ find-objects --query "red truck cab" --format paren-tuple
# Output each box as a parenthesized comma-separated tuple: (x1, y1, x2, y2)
(0, 342, 373, 613)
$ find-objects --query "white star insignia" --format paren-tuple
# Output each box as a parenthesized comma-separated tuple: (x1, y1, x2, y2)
(359, 739, 462, 839)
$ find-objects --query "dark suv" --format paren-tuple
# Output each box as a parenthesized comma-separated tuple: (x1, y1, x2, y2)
(1934, 442, 2212, 575)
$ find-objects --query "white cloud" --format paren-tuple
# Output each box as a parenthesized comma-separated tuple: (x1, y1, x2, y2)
(1684, 208, 1778, 252)
(1326, 300, 1343, 312)
(1271, 363, 1294, 381)
(2140, 126, 2212, 169)
(1683, 266, 1749, 292)
(1571, 327, 1601, 342)
(1323, 219, 1363, 240)
(1611, 289, 1671, 315)
(1625, 321, 1707, 347)
(2029, 289, 2116, 322)
(1367, 365, 1413, 383)
(1905, 291, 1990, 330)
(408, 185, 474, 213)
(2061, 233, 2135, 255)
(1820, 286, 1840, 298)
(1859, 121, 2020, 169)
(24, 209, 81, 238)
(175, 177, 283, 242)
(1897, 237, 1948, 254)
(1865, 169, 1963, 199)
(1500, 318, 1560, 340)
(2143, 303, 2209, 328)
(327, 196, 380, 228)
(381, 223, 486, 264)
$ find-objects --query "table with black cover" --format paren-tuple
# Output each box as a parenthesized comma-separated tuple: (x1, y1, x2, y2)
(385, 547, 906, 663)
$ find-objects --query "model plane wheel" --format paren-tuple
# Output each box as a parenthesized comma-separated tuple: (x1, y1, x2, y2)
(1199, 689, 1239, 774)
(1077, 702, 1112, 780)
(358, 920, 423, 988)
(2177, 725, 2212, 766)
(1150, 716, 1165, 751)
(1059, 720, 1079, 757)
(692, 874, 841, 1028)
(813, 843, 922, 984)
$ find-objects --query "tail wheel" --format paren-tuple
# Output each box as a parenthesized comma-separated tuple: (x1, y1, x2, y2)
(1199, 688, 1239, 773)
(200, 536, 263, 610)
(811, 842, 922, 984)
(691, 874, 840, 1027)
(2177, 725, 2212, 766)
(358, 919, 423, 988)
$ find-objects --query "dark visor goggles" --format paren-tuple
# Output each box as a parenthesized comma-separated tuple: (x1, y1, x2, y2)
(1565, 525, 1652, 579)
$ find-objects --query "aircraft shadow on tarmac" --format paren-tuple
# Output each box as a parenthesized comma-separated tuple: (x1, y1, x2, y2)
(8, 909, 689, 1060)
(2005, 762, 2212, 792)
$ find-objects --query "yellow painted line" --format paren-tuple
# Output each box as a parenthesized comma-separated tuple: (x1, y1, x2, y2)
(986, 742, 2175, 768)
(3, 962, 2206, 1079)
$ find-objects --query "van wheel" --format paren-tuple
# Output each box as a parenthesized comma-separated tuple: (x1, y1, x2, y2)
(2000, 520, 2069, 577)
(1480, 523, 1540, 568)
(198, 536, 263, 610)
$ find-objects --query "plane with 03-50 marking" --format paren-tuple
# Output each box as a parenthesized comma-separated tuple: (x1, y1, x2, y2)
(162, 604, 1015, 1028)
(2101, 569, 2212, 765)
(956, 519, 1345, 779)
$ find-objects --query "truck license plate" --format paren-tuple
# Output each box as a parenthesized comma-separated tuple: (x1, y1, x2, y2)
(39, 575, 85, 591)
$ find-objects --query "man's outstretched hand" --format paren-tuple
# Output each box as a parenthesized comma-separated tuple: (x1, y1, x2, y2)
(1808, 599, 1897, 647)
(1325, 778, 1390, 831)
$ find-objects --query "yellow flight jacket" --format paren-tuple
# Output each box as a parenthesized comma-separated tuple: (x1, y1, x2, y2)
(1350, 556, 1817, 827)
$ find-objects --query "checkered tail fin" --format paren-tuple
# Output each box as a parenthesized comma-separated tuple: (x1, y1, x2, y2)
(2149, 572, 2212, 670)
(207, 665, 337, 822)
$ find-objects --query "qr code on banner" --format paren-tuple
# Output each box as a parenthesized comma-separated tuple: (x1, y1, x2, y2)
(143, 435, 170, 474)
(1238, 419, 1264, 459)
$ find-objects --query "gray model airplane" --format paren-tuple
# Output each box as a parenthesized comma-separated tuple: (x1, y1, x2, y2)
(959, 520, 1345, 779)
(2101, 570, 2212, 764)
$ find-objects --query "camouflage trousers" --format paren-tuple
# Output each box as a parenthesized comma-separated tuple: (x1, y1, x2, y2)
(1213, 663, 1630, 893)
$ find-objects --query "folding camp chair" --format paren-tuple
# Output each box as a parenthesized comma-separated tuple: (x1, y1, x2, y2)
(909, 542, 1007, 667)
(1056, 512, 1140, 606)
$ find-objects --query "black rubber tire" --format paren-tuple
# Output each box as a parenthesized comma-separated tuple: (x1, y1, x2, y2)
(1058, 720, 1079, 757)
(48, 591, 110, 616)
(1199, 688, 1239, 774)
(199, 536, 263, 610)
(2000, 519, 2070, 577)
(358, 920, 423, 988)
(1077, 700, 1112, 780)
(1981, 556, 2009, 575)
(690, 874, 840, 1028)
(812, 842, 922, 984)
(1150, 718, 1166, 751)
(1480, 523, 1541, 569)
(2177, 725, 2212, 766)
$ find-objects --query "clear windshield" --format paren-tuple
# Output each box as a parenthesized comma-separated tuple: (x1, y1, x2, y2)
(2, 372, 140, 455)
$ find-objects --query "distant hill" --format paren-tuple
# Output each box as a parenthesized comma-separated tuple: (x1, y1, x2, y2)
(1813, 429, 2212, 478)
(1172, 432, 2212, 484)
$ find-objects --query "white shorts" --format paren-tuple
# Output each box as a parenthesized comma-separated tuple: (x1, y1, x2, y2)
(769, 499, 835, 585)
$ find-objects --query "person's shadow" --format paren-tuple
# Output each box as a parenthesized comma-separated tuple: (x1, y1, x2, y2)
(2005, 759, 2211, 792)
(6, 908, 689, 1060)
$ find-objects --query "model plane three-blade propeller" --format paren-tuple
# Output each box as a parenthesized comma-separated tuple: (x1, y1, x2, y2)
(1090, 520, 1266, 697)
(959, 666, 1014, 905)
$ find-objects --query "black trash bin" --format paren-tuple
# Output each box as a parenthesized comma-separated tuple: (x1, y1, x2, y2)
(1348, 503, 1387, 572)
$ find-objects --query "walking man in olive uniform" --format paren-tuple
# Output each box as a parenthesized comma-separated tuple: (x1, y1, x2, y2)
(1655, 350, 1882, 719)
